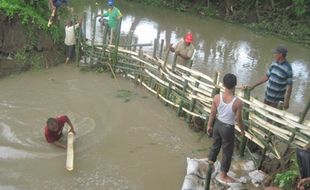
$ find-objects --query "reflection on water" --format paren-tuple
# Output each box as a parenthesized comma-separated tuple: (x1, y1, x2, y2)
(77, 0, 309, 117)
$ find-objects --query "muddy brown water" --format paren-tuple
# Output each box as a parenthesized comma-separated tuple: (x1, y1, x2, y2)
(1, 0, 309, 189)
(77, 0, 309, 119)
(0, 66, 212, 189)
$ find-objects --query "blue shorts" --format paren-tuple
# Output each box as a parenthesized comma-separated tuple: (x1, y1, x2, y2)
(54, 0, 67, 8)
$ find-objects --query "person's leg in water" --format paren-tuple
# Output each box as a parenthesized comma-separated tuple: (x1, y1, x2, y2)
(65, 45, 75, 64)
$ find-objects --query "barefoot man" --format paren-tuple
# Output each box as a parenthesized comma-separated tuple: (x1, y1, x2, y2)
(207, 73, 245, 183)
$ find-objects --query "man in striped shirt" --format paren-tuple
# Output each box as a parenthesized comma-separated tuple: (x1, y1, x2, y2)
(249, 45, 293, 109)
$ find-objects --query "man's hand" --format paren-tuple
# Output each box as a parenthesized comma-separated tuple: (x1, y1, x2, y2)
(69, 128, 76, 135)
(241, 130, 245, 136)
(207, 126, 213, 137)
(283, 101, 289, 110)
(242, 85, 253, 90)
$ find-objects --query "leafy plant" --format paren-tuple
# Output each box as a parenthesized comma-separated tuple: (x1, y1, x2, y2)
(274, 170, 298, 189)
(274, 157, 299, 190)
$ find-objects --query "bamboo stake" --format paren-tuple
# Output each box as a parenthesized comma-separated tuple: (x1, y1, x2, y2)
(177, 79, 188, 117)
(90, 11, 96, 65)
(187, 76, 201, 123)
(171, 54, 177, 73)
(240, 87, 250, 156)
(153, 38, 158, 58)
(204, 162, 213, 190)
(211, 72, 220, 97)
(159, 39, 164, 59)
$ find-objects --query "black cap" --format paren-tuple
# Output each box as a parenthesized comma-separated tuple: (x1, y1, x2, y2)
(274, 45, 288, 55)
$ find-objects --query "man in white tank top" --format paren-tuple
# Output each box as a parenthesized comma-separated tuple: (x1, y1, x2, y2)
(207, 73, 245, 184)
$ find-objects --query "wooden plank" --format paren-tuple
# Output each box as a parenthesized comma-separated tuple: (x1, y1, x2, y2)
(66, 132, 74, 171)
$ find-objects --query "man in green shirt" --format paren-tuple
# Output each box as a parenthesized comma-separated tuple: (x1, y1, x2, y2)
(102, 0, 122, 44)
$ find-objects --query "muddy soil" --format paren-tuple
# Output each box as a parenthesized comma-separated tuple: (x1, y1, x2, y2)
(0, 11, 64, 78)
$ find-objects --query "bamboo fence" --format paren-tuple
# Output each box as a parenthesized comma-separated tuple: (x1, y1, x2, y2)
(76, 13, 310, 188)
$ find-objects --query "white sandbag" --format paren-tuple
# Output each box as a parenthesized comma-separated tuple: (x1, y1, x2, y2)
(249, 170, 266, 185)
(181, 158, 209, 190)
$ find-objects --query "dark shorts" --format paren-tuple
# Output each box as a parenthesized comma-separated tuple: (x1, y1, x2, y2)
(48, 0, 67, 10)
(264, 99, 279, 108)
(66, 45, 75, 59)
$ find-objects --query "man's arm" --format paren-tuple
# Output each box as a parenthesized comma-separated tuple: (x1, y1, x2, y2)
(235, 100, 245, 136)
(297, 177, 310, 190)
(117, 10, 122, 20)
(283, 85, 292, 109)
(250, 75, 268, 90)
(176, 51, 191, 60)
(53, 140, 67, 149)
(207, 95, 218, 136)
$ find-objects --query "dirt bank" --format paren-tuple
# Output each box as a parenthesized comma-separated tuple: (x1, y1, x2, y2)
(0, 11, 64, 78)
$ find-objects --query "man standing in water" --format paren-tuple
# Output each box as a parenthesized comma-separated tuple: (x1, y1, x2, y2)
(44, 115, 75, 149)
(98, 0, 122, 44)
(247, 45, 293, 109)
(207, 73, 245, 184)
(169, 32, 195, 67)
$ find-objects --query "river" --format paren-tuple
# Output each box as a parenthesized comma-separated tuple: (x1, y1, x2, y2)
(0, 66, 212, 189)
(75, 0, 310, 119)
(0, 0, 309, 189)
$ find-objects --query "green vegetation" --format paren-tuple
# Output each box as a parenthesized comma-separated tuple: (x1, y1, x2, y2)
(0, 0, 63, 43)
(274, 157, 299, 190)
(115, 89, 137, 102)
(128, 0, 310, 47)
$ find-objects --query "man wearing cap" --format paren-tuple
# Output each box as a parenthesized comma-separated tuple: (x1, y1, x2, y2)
(170, 32, 195, 67)
(99, 0, 122, 44)
(248, 45, 293, 109)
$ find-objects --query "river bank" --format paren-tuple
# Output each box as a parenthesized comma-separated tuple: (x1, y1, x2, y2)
(0, 0, 64, 78)
(127, 0, 310, 48)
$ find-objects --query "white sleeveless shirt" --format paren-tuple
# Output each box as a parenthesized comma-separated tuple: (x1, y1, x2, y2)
(217, 94, 237, 125)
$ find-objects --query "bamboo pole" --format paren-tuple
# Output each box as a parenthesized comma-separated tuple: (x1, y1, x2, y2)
(153, 38, 158, 58)
(186, 76, 201, 123)
(133, 38, 138, 52)
(211, 72, 220, 97)
(127, 30, 134, 51)
(75, 18, 81, 66)
(159, 39, 164, 59)
(240, 87, 251, 156)
(66, 131, 74, 171)
(83, 11, 87, 64)
(90, 11, 96, 65)
(83, 11, 87, 40)
(204, 162, 213, 190)
(171, 54, 177, 73)
(177, 80, 188, 117)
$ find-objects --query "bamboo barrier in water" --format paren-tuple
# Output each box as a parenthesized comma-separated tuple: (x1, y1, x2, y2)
(77, 14, 310, 189)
